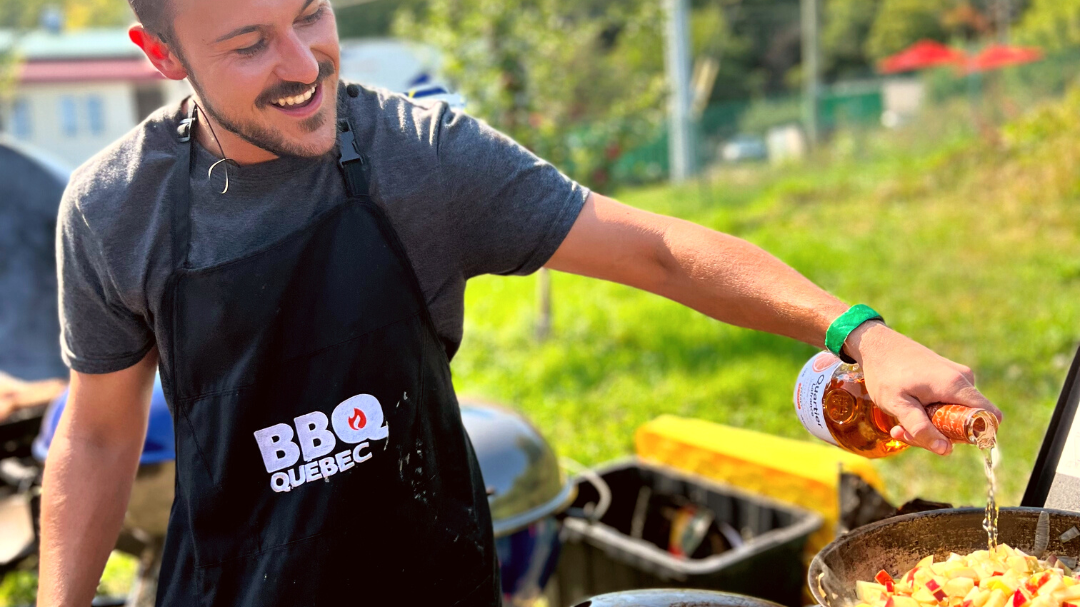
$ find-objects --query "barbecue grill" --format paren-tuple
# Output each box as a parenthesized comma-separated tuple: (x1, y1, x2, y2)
(458, 400, 577, 605)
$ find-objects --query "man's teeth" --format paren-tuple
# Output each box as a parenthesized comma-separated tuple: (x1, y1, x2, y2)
(273, 85, 317, 107)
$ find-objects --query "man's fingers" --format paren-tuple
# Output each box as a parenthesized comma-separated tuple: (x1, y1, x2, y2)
(893, 396, 951, 455)
(945, 384, 1003, 422)
(952, 363, 976, 386)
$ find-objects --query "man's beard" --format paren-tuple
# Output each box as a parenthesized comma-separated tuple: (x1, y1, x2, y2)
(185, 59, 338, 159)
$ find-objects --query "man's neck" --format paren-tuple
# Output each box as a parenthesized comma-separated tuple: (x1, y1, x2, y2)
(192, 102, 278, 166)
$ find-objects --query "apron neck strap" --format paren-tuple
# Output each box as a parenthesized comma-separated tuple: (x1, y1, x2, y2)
(337, 117, 370, 198)
(171, 99, 199, 270)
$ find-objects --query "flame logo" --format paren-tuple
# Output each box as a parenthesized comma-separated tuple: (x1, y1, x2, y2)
(348, 408, 367, 431)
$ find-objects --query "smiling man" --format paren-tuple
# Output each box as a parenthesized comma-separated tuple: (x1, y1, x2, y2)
(39, 0, 1001, 605)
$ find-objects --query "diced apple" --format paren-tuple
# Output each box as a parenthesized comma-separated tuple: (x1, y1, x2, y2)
(914, 588, 938, 604)
(1026, 573, 1052, 595)
(992, 581, 1018, 596)
(930, 579, 950, 601)
(1040, 576, 1064, 598)
(893, 596, 920, 607)
(859, 581, 890, 603)
(946, 579, 977, 598)
(918, 556, 937, 569)
(986, 590, 1011, 607)
(1011, 557, 1034, 575)
(1059, 586, 1080, 602)
(952, 569, 982, 581)
(972, 589, 994, 607)
(1013, 589, 1029, 607)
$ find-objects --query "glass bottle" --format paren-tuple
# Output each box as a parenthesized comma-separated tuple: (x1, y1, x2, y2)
(794, 352, 998, 458)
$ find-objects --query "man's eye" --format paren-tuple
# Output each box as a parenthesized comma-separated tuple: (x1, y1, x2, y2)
(236, 39, 266, 57)
(299, 5, 325, 25)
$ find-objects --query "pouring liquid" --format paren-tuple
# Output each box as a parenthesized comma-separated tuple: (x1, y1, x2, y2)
(982, 446, 999, 551)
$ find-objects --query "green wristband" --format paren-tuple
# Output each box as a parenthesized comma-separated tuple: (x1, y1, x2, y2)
(826, 304, 884, 363)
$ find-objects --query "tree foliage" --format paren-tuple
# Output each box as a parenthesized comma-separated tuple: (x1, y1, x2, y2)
(0, 0, 131, 30)
(865, 0, 952, 60)
(1015, 0, 1080, 51)
(822, 0, 883, 78)
(394, 0, 668, 189)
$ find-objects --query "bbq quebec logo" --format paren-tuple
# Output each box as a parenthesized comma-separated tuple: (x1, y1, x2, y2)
(253, 394, 390, 494)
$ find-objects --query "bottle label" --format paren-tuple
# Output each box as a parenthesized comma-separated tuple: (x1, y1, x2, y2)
(794, 352, 841, 446)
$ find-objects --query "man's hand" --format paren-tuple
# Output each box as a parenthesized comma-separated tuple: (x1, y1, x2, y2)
(0, 372, 68, 422)
(846, 321, 1002, 456)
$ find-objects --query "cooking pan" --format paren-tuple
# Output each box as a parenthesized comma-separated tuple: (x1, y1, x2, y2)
(574, 589, 785, 607)
(809, 508, 1080, 607)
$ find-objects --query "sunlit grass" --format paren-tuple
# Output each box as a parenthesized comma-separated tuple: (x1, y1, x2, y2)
(452, 96, 1080, 509)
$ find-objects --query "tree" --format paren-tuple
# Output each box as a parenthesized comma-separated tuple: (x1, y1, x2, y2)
(822, 0, 883, 79)
(335, 0, 428, 39)
(395, 0, 667, 191)
(1015, 0, 1080, 51)
(866, 0, 953, 60)
(0, 0, 130, 30)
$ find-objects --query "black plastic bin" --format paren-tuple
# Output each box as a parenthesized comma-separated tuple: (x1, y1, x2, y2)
(554, 459, 822, 607)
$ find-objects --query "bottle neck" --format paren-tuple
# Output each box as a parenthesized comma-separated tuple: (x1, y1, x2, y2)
(926, 404, 998, 447)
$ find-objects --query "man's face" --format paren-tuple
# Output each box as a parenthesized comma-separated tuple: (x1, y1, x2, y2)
(169, 0, 341, 158)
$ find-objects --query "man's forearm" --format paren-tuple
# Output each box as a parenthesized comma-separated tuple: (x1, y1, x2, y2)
(650, 216, 848, 347)
(38, 431, 142, 606)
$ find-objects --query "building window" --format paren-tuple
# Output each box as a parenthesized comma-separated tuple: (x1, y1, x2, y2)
(59, 96, 78, 137)
(86, 95, 105, 135)
(11, 99, 31, 139)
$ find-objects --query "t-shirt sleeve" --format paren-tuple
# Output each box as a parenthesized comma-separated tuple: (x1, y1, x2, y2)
(56, 192, 154, 374)
(433, 107, 590, 278)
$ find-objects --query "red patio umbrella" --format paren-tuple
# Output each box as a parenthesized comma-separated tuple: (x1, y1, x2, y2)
(966, 44, 1044, 73)
(878, 40, 967, 74)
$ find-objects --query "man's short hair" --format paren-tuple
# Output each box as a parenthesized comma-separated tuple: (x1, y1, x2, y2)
(128, 0, 173, 39)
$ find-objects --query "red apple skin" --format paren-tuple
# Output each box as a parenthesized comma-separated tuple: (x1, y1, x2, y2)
(885, 597, 895, 607)
(1012, 590, 1026, 607)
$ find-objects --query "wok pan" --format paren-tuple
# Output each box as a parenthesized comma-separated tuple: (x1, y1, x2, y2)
(809, 508, 1080, 607)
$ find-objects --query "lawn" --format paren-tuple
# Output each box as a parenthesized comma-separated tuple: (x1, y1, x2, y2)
(451, 93, 1080, 510)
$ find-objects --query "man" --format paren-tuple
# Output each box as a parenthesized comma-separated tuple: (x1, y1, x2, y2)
(40, 0, 1000, 605)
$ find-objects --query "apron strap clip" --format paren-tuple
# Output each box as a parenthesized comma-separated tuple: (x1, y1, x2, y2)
(337, 118, 370, 198)
(177, 101, 197, 143)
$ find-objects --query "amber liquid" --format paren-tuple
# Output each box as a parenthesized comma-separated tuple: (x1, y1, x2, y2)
(982, 447, 999, 551)
(822, 373, 910, 459)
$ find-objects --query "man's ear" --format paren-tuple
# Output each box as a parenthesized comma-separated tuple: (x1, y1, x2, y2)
(129, 24, 187, 81)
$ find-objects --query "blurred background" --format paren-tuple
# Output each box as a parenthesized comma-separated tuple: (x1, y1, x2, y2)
(1, 0, 1079, 603)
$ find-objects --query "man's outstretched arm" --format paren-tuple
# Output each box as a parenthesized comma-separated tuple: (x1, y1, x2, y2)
(546, 193, 1000, 455)
(37, 350, 157, 607)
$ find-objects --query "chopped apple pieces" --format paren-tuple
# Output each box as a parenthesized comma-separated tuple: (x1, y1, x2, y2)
(853, 545, 1080, 607)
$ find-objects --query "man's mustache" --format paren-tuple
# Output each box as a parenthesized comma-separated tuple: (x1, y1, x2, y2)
(257, 61, 337, 107)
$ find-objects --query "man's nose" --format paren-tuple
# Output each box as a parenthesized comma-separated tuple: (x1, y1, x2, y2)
(274, 31, 320, 85)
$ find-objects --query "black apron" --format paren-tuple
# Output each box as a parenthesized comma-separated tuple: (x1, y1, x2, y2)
(153, 90, 500, 606)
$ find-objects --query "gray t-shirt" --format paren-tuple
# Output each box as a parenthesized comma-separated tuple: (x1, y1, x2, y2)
(57, 83, 589, 375)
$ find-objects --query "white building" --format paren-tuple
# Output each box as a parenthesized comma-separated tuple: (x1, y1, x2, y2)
(0, 31, 450, 168)
(0, 28, 189, 168)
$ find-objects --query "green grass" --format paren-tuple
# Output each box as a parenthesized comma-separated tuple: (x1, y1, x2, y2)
(451, 95, 1080, 510)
